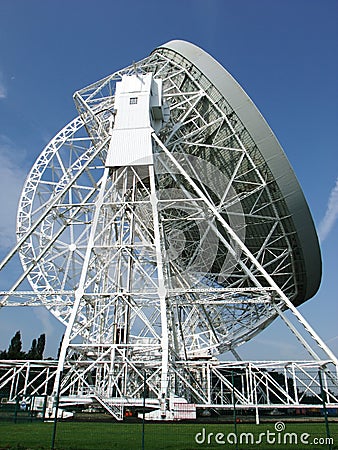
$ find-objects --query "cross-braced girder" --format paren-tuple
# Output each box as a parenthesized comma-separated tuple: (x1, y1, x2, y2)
(0, 359, 337, 422)
(0, 41, 335, 419)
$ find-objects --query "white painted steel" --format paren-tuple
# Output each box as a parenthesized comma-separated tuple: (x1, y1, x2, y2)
(0, 40, 335, 419)
(106, 73, 165, 167)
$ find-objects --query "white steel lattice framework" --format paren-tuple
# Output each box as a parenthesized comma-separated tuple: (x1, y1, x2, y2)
(0, 41, 337, 420)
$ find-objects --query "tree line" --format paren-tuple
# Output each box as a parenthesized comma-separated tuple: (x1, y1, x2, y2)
(0, 330, 45, 360)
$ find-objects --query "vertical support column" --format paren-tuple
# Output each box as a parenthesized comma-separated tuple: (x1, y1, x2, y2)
(292, 364, 299, 404)
(248, 363, 253, 405)
(9, 369, 15, 401)
(207, 363, 211, 404)
(44, 368, 50, 396)
(284, 366, 290, 403)
(255, 406, 260, 425)
(149, 164, 169, 417)
(252, 370, 260, 424)
(23, 363, 30, 396)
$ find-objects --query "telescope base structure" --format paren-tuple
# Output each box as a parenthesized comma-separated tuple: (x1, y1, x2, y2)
(1, 358, 337, 421)
(0, 40, 334, 424)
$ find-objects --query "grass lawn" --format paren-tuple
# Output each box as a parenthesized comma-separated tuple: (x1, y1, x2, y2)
(0, 421, 337, 450)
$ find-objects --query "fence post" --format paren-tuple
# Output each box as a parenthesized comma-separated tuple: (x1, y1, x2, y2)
(231, 371, 238, 450)
(14, 396, 18, 423)
(318, 369, 332, 450)
(51, 371, 62, 450)
(142, 369, 146, 450)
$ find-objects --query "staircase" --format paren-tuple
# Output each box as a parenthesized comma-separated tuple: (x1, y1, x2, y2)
(91, 394, 124, 421)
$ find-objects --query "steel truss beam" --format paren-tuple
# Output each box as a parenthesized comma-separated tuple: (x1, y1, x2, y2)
(0, 359, 337, 421)
(0, 45, 337, 421)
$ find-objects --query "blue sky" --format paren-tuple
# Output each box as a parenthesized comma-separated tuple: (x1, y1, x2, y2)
(0, 0, 337, 360)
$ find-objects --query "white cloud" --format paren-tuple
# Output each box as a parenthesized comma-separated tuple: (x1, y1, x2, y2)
(0, 135, 27, 250)
(0, 72, 7, 99)
(34, 307, 55, 338)
(0, 85, 6, 99)
(318, 177, 338, 242)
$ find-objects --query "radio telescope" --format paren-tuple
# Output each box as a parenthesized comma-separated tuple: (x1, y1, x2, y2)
(1, 40, 337, 420)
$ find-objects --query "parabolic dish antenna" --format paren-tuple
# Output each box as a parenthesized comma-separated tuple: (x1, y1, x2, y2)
(17, 40, 321, 349)
(6, 40, 328, 418)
